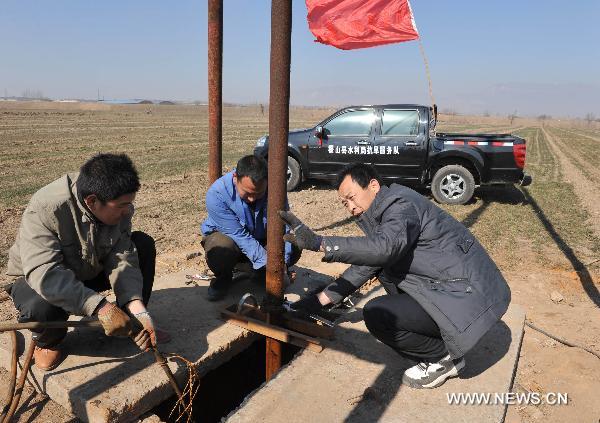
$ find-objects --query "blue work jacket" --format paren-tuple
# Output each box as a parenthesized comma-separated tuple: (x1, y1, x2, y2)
(201, 171, 292, 269)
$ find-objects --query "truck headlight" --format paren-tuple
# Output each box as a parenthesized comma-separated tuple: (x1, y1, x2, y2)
(256, 135, 267, 147)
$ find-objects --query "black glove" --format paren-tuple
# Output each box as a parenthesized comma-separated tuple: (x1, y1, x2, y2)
(290, 294, 324, 314)
(321, 277, 357, 305)
(291, 294, 340, 326)
(290, 295, 323, 313)
(279, 210, 323, 251)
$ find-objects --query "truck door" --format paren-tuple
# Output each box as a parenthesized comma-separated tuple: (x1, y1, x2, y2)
(307, 108, 377, 178)
(371, 108, 427, 183)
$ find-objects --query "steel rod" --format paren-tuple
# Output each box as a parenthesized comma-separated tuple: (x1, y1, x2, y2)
(0, 331, 17, 422)
(222, 310, 324, 352)
(153, 348, 184, 399)
(2, 340, 34, 423)
(0, 320, 102, 332)
(265, 0, 292, 381)
(152, 348, 193, 421)
(208, 0, 223, 183)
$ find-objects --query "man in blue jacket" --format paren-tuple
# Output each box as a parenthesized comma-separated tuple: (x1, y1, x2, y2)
(202, 155, 300, 301)
(280, 163, 510, 389)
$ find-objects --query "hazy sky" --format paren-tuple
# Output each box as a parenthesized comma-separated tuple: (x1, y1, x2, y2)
(1, 1, 598, 117)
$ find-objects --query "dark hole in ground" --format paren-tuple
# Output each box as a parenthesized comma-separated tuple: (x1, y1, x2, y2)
(152, 337, 301, 422)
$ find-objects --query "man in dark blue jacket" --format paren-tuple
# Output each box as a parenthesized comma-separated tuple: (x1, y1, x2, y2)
(279, 163, 510, 389)
(202, 155, 299, 300)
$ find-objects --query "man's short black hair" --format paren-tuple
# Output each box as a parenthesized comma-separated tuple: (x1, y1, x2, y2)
(336, 163, 382, 190)
(235, 155, 268, 184)
(77, 153, 140, 203)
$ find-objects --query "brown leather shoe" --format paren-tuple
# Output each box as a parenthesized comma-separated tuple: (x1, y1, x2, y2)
(34, 345, 63, 371)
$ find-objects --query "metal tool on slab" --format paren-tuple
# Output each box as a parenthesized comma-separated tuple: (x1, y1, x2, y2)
(237, 293, 259, 315)
(282, 300, 335, 327)
(220, 293, 336, 354)
(185, 273, 211, 281)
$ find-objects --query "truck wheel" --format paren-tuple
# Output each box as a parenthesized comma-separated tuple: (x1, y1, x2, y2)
(431, 165, 475, 205)
(287, 156, 301, 191)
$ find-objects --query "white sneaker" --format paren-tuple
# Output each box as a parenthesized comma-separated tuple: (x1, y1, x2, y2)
(402, 354, 465, 389)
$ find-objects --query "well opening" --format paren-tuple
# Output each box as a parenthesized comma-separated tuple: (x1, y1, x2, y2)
(152, 337, 301, 422)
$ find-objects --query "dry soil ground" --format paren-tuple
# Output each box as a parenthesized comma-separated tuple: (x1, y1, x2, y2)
(0, 102, 598, 422)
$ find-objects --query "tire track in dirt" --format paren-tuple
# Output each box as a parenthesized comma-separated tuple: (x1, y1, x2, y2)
(562, 128, 600, 142)
(557, 148, 600, 184)
(524, 128, 542, 166)
(531, 127, 561, 182)
(542, 127, 600, 238)
(548, 128, 600, 184)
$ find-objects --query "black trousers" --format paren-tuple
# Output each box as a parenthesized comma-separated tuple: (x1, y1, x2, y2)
(363, 288, 449, 362)
(201, 231, 302, 287)
(9, 231, 156, 348)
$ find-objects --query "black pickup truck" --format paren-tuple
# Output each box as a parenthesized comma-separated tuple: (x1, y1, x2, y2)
(254, 104, 531, 204)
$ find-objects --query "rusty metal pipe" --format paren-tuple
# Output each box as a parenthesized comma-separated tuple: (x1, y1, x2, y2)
(2, 339, 34, 423)
(0, 321, 102, 422)
(0, 320, 102, 332)
(0, 331, 17, 422)
(208, 0, 223, 183)
(151, 348, 194, 422)
(265, 0, 292, 381)
(153, 348, 184, 399)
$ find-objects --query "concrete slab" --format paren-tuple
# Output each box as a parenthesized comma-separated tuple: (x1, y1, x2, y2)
(227, 285, 526, 423)
(0, 269, 268, 423)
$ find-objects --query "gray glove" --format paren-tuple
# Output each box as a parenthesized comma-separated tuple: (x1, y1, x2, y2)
(129, 311, 156, 352)
(278, 211, 323, 252)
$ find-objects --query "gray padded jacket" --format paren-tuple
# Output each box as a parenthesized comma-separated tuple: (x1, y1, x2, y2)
(321, 184, 511, 358)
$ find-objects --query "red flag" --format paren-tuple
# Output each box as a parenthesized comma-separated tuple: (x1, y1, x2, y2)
(306, 0, 419, 50)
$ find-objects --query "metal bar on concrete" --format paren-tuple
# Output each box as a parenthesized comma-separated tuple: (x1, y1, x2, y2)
(221, 309, 324, 353)
(265, 0, 292, 381)
(208, 0, 223, 183)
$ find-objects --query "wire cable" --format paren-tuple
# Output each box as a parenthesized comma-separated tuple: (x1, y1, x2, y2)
(525, 321, 600, 360)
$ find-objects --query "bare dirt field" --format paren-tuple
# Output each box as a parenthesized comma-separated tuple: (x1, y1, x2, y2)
(0, 102, 598, 422)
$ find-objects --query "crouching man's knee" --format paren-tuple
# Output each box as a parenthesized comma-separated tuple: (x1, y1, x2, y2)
(132, 231, 156, 259)
(201, 232, 242, 274)
(362, 297, 390, 336)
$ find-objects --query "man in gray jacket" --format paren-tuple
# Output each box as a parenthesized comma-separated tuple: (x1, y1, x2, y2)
(280, 163, 510, 389)
(6, 153, 168, 371)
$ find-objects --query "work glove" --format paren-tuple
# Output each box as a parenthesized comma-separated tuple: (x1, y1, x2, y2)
(290, 294, 340, 326)
(321, 277, 357, 305)
(283, 265, 297, 288)
(290, 294, 324, 314)
(278, 211, 322, 252)
(129, 311, 157, 352)
(95, 301, 133, 337)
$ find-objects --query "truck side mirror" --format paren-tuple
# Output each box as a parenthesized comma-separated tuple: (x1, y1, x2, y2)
(315, 126, 323, 138)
